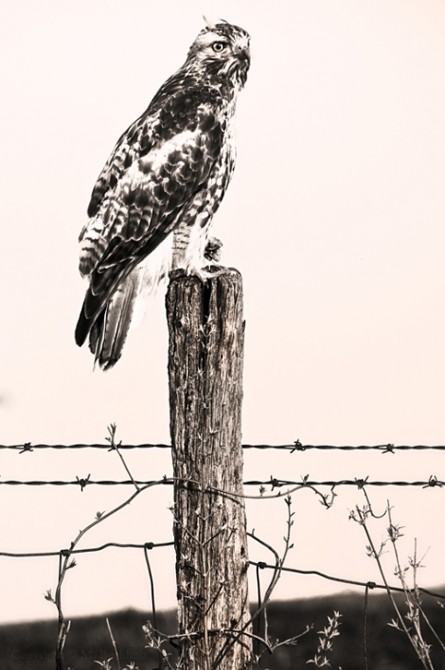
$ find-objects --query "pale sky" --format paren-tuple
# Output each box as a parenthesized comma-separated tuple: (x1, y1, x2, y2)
(1, 0, 445, 623)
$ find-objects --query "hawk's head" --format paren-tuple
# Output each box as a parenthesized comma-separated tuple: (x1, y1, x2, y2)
(186, 20, 251, 90)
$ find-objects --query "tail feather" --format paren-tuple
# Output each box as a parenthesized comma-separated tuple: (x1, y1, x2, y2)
(88, 311, 104, 355)
(74, 265, 129, 348)
(93, 268, 143, 370)
(75, 235, 173, 369)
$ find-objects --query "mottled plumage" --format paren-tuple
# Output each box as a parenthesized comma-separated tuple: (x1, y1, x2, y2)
(75, 20, 250, 369)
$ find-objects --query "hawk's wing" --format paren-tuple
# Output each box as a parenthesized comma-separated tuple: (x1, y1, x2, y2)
(85, 72, 215, 221)
(76, 91, 223, 366)
(86, 117, 146, 220)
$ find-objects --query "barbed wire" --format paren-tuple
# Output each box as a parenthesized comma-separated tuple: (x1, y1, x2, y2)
(0, 476, 443, 488)
(3, 441, 445, 453)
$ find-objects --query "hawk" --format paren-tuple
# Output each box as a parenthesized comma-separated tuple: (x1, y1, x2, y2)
(75, 19, 250, 369)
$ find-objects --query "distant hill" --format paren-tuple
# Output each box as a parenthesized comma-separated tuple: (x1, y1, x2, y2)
(2, 589, 445, 669)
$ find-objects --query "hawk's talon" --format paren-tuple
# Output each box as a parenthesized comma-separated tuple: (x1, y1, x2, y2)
(204, 237, 223, 262)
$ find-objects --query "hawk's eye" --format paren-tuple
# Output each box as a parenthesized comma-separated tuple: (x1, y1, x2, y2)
(212, 41, 227, 53)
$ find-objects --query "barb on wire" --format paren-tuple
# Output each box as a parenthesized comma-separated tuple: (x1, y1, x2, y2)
(19, 442, 33, 454)
(75, 474, 91, 491)
(423, 475, 442, 488)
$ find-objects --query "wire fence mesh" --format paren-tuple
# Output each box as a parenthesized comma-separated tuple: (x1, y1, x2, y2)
(2, 439, 445, 669)
(2, 441, 445, 579)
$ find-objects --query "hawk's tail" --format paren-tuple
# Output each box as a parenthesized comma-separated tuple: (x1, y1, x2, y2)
(75, 240, 173, 370)
(75, 267, 143, 370)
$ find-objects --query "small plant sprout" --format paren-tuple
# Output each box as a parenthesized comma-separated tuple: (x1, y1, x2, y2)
(44, 589, 54, 603)
(307, 610, 342, 667)
(352, 491, 444, 670)
(94, 660, 113, 670)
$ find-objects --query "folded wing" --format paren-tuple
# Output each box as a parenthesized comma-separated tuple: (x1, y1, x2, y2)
(76, 97, 223, 368)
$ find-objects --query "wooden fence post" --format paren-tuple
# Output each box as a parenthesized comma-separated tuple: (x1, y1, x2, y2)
(166, 268, 252, 670)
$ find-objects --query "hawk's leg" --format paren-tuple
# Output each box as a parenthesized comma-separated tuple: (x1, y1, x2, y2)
(172, 223, 224, 278)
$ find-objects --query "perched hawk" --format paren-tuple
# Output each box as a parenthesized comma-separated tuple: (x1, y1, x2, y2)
(75, 19, 250, 369)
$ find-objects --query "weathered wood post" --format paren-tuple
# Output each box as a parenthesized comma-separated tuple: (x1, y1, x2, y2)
(166, 268, 252, 670)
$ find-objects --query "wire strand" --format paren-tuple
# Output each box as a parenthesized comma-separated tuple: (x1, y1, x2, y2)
(3, 442, 445, 452)
(0, 478, 443, 488)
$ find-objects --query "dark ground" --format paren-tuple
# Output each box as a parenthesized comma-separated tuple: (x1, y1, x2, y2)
(2, 590, 445, 669)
